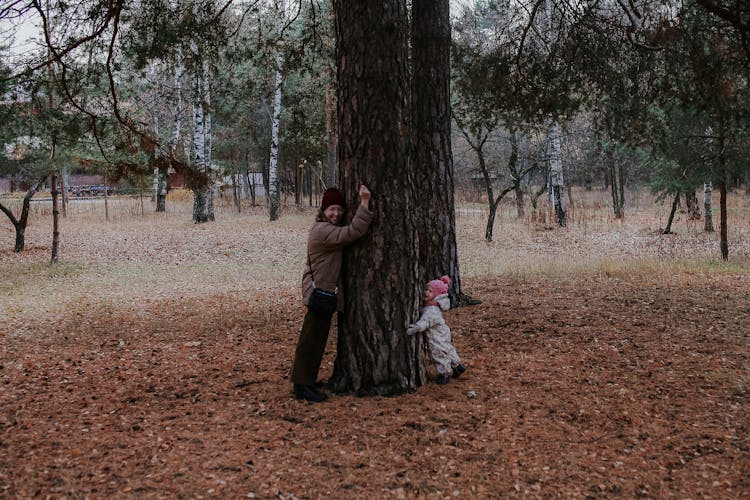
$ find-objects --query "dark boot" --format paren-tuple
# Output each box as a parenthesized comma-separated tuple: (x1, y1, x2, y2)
(452, 364, 466, 378)
(293, 384, 327, 402)
(436, 374, 450, 385)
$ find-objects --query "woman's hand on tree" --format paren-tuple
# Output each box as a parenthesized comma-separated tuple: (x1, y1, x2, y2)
(359, 185, 371, 207)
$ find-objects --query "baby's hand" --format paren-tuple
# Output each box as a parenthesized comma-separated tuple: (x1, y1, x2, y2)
(406, 324, 419, 335)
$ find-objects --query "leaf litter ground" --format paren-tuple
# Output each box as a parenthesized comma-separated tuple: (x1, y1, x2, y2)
(1, 197, 749, 498)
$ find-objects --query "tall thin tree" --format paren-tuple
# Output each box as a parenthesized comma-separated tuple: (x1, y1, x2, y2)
(268, 0, 285, 221)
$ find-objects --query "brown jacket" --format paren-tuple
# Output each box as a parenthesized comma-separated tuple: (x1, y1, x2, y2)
(301, 205, 373, 311)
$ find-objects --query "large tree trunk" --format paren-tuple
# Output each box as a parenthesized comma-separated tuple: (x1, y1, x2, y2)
(411, 0, 467, 305)
(329, 0, 423, 396)
(703, 181, 714, 232)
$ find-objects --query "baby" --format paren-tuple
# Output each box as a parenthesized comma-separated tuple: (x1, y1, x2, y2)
(407, 276, 467, 384)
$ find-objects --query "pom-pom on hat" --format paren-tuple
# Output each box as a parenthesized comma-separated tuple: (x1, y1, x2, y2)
(427, 275, 451, 296)
(320, 187, 345, 211)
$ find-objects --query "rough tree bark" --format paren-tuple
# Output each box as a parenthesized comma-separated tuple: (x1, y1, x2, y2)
(411, 0, 470, 305)
(328, 0, 424, 396)
(0, 175, 48, 252)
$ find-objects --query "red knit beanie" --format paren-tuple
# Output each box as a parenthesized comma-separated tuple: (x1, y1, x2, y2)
(321, 188, 345, 211)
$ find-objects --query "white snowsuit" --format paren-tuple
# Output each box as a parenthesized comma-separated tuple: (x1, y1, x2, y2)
(407, 294, 461, 376)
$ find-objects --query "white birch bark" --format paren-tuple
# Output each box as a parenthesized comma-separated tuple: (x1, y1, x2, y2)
(170, 48, 184, 155)
(191, 39, 211, 223)
(268, 0, 285, 221)
(543, 0, 566, 227)
(547, 120, 567, 226)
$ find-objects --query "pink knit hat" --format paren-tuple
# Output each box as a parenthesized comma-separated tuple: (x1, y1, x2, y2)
(427, 276, 450, 296)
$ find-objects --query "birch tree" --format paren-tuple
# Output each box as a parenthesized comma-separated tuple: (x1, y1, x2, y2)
(267, 0, 285, 221)
(546, 119, 566, 226)
(190, 37, 214, 223)
(542, 0, 567, 226)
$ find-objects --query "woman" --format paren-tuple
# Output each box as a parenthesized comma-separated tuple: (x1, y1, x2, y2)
(291, 185, 373, 402)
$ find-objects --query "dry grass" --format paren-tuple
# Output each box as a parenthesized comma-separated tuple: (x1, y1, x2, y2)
(2, 189, 749, 328)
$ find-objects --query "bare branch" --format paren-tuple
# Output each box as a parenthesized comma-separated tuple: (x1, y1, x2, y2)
(0, 0, 33, 21)
(615, 0, 663, 51)
(8, 0, 122, 81)
(515, 0, 546, 74)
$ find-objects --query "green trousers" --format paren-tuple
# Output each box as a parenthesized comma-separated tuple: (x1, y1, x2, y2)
(290, 308, 334, 386)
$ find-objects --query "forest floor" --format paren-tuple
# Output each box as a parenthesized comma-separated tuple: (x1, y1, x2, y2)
(1, 191, 749, 498)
